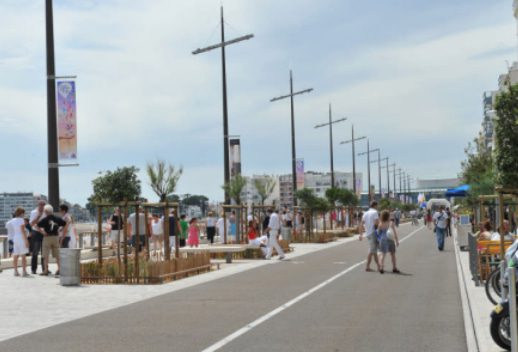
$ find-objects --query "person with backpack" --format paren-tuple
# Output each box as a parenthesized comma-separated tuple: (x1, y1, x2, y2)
(433, 206, 448, 251)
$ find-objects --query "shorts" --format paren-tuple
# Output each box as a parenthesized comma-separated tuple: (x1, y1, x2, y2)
(43, 236, 59, 260)
(379, 239, 396, 254)
(110, 229, 123, 243)
(367, 235, 378, 254)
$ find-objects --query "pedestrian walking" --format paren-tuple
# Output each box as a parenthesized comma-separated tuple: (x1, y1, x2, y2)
(166, 209, 181, 251)
(359, 201, 381, 272)
(426, 209, 433, 230)
(108, 207, 124, 251)
(59, 204, 76, 248)
(445, 207, 452, 237)
(377, 210, 400, 274)
(29, 200, 47, 274)
(35, 205, 66, 277)
(206, 211, 216, 245)
(127, 207, 149, 253)
(151, 214, 163, 255)
(10, 207, 30, 277)
(433, 206, 448, 251)
(187, 218, 200, 248)
(179, 214, 188, 247)
(394, 208, 401, 227)
(216, 212, 226, 244)
(265, 209, 285, 260)
(229, 211, 237, 243)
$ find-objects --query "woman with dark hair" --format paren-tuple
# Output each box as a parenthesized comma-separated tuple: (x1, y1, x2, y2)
(478, 221, 492, 241)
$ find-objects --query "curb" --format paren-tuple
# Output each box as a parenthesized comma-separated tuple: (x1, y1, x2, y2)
(453, 229, 480, 352)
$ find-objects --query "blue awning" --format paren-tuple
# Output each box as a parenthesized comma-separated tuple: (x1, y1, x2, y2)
(445, 184, 470, 197)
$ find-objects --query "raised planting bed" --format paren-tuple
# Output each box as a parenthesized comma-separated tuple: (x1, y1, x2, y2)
(80, 252, 212, 285)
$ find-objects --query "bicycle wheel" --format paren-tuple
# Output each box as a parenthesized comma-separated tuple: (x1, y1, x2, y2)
(486, 267, 501, 305)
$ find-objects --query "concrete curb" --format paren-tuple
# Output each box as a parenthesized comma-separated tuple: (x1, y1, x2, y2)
(453, 229, 480, 352)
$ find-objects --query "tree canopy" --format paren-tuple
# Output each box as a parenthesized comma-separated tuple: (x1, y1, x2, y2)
(88, 166, 142, 205)
(222, 175, 247, 204)
(494, 83, 518, 189)
(253, 176, 277, 205)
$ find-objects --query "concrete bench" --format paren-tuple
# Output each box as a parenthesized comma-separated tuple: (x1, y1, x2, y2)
(180, 245, 247, 263)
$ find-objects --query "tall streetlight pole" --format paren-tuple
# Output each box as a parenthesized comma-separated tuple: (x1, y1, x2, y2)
(46, 0, 59, 209)
(385, 162, 396, 199)
(340, 126, 366, 195)
(378, 157, 390, 198)
(314, 104, 346, 188)
(395, 169, 404, 203)
(358, 141, 378, 201)
(192, 6, 254, 204)
(270, 71, 313, 206)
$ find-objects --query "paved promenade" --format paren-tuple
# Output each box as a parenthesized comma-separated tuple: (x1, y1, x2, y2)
(0, 223, 467, 352)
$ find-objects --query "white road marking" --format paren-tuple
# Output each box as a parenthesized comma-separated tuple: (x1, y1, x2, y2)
(202, 226, 425, 352)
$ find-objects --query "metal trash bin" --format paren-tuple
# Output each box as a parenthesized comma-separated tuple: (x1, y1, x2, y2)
(457, 215, 471, 251)
(59, 248, 81, 286)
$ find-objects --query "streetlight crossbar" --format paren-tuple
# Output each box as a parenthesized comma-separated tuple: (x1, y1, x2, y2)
(270, 88, 313, 102)
(314, 117, 347, 129)
(192, 34, 254, 55)
(340, 136, 366, 144)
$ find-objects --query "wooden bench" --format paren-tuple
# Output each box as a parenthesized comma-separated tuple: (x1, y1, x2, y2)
(477, 240, 514, 282)
(180, 245, 247, 263)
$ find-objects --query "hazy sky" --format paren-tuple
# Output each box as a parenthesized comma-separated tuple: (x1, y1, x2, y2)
(0, 0, 516, 205)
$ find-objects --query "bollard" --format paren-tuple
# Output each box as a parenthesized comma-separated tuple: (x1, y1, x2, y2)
(508, 267, 518, 352)
(60, 248, 81, 286)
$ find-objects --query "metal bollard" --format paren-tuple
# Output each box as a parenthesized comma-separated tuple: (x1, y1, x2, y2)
(508, 267, 518, 352)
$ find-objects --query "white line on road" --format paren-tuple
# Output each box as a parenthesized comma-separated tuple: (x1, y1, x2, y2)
(202, 226, 425, 352)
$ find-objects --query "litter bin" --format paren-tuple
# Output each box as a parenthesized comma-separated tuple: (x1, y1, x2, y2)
(456, 215, 472, 251)
(59, 248, 81, 286)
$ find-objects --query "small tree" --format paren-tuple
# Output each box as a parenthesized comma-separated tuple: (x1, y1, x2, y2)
(494, 84, 518, 188)
(222, 175, 247, 204)
(146, 160, 183, 202)
(89, 166, 142, 205)
(253, 176, 277, 205)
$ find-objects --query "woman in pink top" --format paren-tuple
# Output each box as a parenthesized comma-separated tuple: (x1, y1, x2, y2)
(187, 218, 200, 248)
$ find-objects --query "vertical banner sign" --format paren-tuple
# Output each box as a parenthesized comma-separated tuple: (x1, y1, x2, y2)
(296, 158, 304, 189)
(229, 137, 241, 177)
(57, 81, 77, 160)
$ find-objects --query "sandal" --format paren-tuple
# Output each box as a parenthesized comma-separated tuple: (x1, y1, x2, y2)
(393, 269, 401, 274)
(365, 268, 374, 272)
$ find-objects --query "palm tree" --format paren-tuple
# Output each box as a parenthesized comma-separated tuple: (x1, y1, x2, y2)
(222, 175, 247, 204)
(146, 160, 183, 202)
(253, 176, 276, 205)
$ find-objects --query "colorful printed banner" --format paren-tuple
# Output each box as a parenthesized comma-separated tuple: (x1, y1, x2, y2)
(296, 158, 304, 189)
(57, 81, 77, 160)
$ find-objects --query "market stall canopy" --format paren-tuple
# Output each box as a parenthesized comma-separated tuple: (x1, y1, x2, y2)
(445, 184, 470, 197)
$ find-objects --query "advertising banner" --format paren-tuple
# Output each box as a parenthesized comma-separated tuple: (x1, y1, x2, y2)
(296, 158, 304, 189)
(229, 137, 241, 177)
(57, 81, 77, 160)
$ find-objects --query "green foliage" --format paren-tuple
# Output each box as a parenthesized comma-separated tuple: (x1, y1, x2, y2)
(222, 175, 247, 204)
(494, 84, 518, 188)
(146, 160, 183, 202)
(253, 176, 277, 205)
(296, 188, 331, 212)
(459, 140, 495, 206)
(88, 166, 142, 205)
(325, 187, 359, 207)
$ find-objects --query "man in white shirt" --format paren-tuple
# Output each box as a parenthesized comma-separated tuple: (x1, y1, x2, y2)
(433, 206, 448, 251)
(491, 220, 515, 242)
(359, 201, 380, 272)
(127, 208, 150, 253)
(265, 208, 285, 260)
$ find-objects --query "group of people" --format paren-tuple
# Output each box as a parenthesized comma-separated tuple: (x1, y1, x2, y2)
(105, 207, 202, 254)
(247, 208, 285, 260)
(4, 200, 76, 277)
(476, 219, 515, 242)
(360, 201, 400, 274)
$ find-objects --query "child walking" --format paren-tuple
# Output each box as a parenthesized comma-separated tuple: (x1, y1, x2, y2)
(187, 218, 200, 248)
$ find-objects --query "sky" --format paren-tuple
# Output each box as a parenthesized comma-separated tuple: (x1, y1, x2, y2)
(0, 0, 517, 206)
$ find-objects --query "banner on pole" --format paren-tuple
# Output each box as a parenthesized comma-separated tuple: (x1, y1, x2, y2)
(57, 81, 77, 160)
(229, 137, 241, 177)
(296, 158, 304, 189)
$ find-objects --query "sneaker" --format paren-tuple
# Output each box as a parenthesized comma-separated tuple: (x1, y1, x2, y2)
(393, 269, 401, 274)
(39, 272, 49, 276)
(14, 271, 20, 277)
(278, 256, 285, 260)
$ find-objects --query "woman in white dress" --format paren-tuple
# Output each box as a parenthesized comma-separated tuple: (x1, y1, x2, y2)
(11, 207, 30, 277)
(60, 204, 77, 248)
